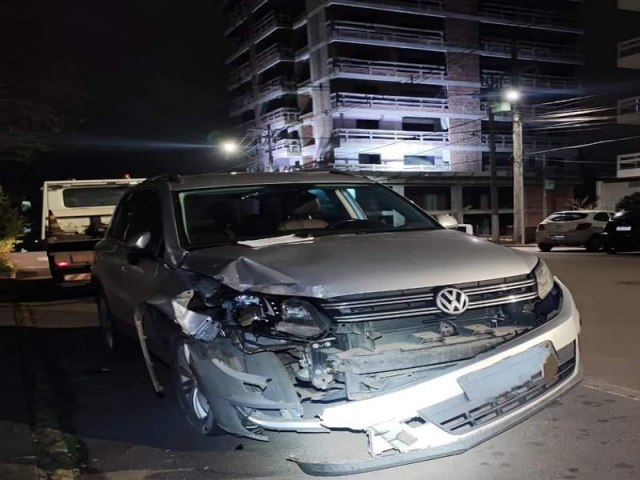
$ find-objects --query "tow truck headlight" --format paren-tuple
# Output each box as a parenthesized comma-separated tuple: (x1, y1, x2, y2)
(534, 260, 554, 300)
(276, 299, 324, 338)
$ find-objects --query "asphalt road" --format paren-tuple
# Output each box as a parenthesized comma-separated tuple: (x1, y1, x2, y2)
(1, 247, 639, 480)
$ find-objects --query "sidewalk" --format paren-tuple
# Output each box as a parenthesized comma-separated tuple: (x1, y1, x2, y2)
(0, 329, 39, 480)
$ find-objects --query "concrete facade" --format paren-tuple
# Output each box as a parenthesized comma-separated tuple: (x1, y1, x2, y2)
(222, 0, 585, 174)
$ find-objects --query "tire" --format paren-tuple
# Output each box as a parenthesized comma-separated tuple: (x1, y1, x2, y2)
(585, 235, 603, 252)
(96, 292, 136, 357)
(605, 242, 617, 255)
(172, 338, 224, 436)
(538, 243, 553, 252)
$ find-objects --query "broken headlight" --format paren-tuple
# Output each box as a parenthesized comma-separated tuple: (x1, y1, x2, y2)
(534, 260, 554, 300)
(275, 299, 325, 338)
(171, 290, 221, 342)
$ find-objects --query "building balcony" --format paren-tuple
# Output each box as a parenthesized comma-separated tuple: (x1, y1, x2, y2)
(481, 70, 581, 92)
(273, 139, 302, 158)
(618, 37, 640, 69)
(618, 96, 640, 124)
(333, 161, 450, 173)
(335, 128, 448, 145)
(618, 0, 640, 11)
(480, 38, 583, 64)
(305, 0, 443, 17)
(331, 92, 448, 117)
(480, 134, 569, 153)
(228, 63, 253, 90)
(260, 107, 300, 129)
(328, 21, 444, 51)
(618, 153, 640, 178)
(329, 57, 446, 85)
(230, 77, 297, 116)
(253, 12, 290, 44)
(223, 0, 269, 35)
(255, 44, 294, 74)
(478, 2, 581, 33)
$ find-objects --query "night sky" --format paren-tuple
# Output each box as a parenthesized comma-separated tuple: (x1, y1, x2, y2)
(2, 0, 231, 195)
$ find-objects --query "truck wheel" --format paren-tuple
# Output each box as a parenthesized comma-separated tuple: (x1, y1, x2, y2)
(585, 235, 603, 252)
(538, 243, 553, 252)
(172, 339, 224, 436)
(97, 293, 135, 356)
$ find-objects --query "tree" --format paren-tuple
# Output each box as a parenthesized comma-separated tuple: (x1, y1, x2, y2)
(0, 187, 24, 272)
(616, 192, 640, 211)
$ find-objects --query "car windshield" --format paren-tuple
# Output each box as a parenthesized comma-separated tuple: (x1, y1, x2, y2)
(177, 183, 440, 248)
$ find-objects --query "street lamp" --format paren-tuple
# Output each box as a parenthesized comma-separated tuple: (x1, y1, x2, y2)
(504, 88, 522, 103)
(221, 141, 239, 154)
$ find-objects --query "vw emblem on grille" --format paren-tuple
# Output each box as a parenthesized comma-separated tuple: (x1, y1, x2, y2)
(435, 288, 469, 316)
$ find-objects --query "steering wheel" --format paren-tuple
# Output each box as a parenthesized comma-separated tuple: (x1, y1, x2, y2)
(326, 219, 391, 231)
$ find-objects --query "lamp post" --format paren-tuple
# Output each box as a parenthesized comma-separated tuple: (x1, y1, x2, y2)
(504, 88, 525, 245)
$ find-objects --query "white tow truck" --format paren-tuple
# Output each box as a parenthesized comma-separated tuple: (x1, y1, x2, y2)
(42, 178, 141, 283)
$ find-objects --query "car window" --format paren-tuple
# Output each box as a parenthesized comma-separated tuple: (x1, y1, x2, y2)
(110, 190, 163, 252)
(62, 186, 129, 208)
(548, 213, 588, 222)
(593, 212, 610, 222)
(177, 183, 440, 248)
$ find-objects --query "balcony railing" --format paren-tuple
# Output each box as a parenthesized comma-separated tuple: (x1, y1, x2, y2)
(273, 139, 302, 157)
(619, 37, 640, 59)
(261, 108, 300, 128)
(223, 0, 270, 34)
(255, 44, 294, 73)
(481, 70, 581, 90)
(618, 96, 640, 115)
(330, 57, 446, 83)
(479, 2, 580, 30)
(331, 92, 448, 113)
(481, 134, 569, 151)
(306, 0, 443, 13)
(481, 37, 583, 63)
(333, 161, 450, 173)
(230, 78, 296, 114)
(618, 152, 640, 178)
(228, 63, 252, 90)
(328, 21, 444, 50)
(335, 128, 448, 144)
(253, 12, 290, 42)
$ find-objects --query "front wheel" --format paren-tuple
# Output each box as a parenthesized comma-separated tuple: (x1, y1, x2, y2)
(172, 339, 223, 436)
(538, 243, 553, 252)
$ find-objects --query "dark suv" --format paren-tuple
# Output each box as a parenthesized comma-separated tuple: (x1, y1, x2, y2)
(603, 209, 640, 253)
(93, 171, 580, 475)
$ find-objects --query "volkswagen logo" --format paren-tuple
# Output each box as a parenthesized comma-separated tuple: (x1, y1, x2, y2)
(435, 288, 470, 316)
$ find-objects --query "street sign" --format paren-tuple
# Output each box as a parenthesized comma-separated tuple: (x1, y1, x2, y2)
(544, 180, 556, 190)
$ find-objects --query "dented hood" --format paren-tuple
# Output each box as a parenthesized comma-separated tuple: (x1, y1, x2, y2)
(183, 230, 538, 299)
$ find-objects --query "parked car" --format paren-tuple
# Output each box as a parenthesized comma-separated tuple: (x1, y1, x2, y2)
(93, 172, 581, 475)
(536, 210, 613, 252)
(603, 209, 640, 254)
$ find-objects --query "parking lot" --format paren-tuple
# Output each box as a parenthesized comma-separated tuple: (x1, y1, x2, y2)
(1, 247, 639, 480)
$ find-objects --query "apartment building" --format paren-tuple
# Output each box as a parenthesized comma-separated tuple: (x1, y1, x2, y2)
(616, 0, 640, 179)
(222, 0, 585, 175)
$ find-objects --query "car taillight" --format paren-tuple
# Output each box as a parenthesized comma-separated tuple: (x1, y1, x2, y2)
(575, 223, 592, 231)
(537, 224, 546, 231)
(56, 261, 71, 268)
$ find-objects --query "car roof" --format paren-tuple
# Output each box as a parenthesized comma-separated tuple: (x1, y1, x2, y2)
(144, 171, 375, 191)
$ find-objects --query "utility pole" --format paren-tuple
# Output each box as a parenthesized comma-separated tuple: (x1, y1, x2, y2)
(510, 39, 525, 245)
(512, 106, 525, 245)
(266, 124, 274, 172)
(488, 107, 499, 242)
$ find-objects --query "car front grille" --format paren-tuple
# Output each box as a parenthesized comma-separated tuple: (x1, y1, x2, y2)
(321, 274, 538, 323)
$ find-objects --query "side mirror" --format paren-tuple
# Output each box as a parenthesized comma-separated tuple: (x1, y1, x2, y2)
(436, 214, 459, 230)
(126, 232, 152, 264)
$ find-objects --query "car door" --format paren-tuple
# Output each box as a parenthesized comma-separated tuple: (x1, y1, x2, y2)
(96, 189, 165, 325)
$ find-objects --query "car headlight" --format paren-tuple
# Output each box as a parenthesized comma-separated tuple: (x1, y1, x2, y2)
(534, 260, 554, 300)
(275, 299, 325, 338)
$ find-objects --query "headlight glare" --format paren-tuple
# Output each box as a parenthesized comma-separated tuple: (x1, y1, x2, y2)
(534, 260, 554, 300)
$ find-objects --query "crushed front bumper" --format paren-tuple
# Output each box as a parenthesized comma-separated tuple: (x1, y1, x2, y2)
(249, 280, 582, 476)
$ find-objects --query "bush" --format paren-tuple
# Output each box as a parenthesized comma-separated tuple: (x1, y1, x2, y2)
(616, 192, 640, 211)
(0, 187, 24, 271)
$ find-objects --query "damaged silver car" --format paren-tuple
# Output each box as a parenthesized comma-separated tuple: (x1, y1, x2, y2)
(93, 171, 582, 475)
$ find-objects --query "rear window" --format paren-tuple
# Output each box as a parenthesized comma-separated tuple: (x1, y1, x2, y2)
(62, 187, 129, 208)
(548, 213, 588, 222)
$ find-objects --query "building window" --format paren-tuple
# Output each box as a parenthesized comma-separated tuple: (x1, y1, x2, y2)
(404, 155, 435, 166)
(359, 153, 381, 164)
(356, 119, 380, 130)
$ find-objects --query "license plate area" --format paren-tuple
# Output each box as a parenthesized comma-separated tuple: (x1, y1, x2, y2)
(616, 226, 632, 232)
(458, 342, 558, 402)
(550, 235, 566, 240)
